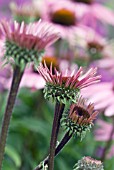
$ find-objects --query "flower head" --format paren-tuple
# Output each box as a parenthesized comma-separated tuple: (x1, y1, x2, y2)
(38, 62, 101, 103)
(0, 20, 60, 68)
(10, 2, 40, 23)
(73, 156, 104, 170)
(40, 0, 88, 42)
(61, 97, 98, 139)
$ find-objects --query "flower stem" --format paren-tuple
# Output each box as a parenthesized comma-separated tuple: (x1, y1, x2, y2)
(34, 131, 72, 170)
(48, 102, 65, 170)
(101, 117, 114, 162)
(0, 66, 24, 169)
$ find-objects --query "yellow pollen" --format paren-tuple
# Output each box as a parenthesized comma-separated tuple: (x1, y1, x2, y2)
(51, 8, 76, 26)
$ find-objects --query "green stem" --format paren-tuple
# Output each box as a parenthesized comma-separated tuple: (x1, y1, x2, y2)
(101, 117, 114, 162)
(0, 66, 24, 169)
(48, 102, 65, 170)
(34, 131, 72, 170)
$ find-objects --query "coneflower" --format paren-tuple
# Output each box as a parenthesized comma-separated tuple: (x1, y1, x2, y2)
(38, 62, 101, 104)
(61, 96, 98, 140)
(0, 19, 59, 169)
(0, 19, 60, 69)
(73, 156, 104, 170)
(37, 62, 100, 170)
(34, 97, 99, 170)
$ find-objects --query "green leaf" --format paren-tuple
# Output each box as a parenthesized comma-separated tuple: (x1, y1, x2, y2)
(11, 117, 50, 138)
(5, 145, 21, 167)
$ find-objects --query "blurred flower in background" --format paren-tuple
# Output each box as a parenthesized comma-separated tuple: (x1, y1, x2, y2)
(0, 0, 114, 170)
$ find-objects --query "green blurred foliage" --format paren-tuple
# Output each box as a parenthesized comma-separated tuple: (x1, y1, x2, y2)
(0, 88, 113, 170)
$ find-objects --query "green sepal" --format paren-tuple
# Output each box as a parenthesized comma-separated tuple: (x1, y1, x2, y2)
(4, 40, 44, 70)
(43, 83, 80, 104)
(61, 111, 92, 141)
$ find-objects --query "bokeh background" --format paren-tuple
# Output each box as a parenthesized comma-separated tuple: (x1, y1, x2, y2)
(0, 0, 114, 169)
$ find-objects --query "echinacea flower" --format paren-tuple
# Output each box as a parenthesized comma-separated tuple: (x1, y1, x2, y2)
(0, 19, 60, 69)
(86, 32, 106, 56)
(61, 97, 98, 139)
(81, 82, 114, 116)
(73, 156, 104, 170)
(38, 62, 101, 103)
(40, 0, 90, 43)
(10, 2, 40, 23)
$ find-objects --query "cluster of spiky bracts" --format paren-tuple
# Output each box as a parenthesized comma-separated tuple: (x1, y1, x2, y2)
(5, 40, 43, 70)
(38, 62, 100, 139)
(0, 20, 60, 69)
(61, 97, 98, 140)
(73, 156, 104, 170)
(38, 62, 101, 104)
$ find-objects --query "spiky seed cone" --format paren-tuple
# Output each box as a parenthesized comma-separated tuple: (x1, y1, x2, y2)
(73, 156, 104, 170)
(61, 97, 98, 140)
(5, 40, 44, 68)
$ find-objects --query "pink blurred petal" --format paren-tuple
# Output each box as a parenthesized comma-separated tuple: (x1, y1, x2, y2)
(105, 104, 114, 117)
(88, 90, 113, 104)
(95, 119, 114, 141)
(20, 73, 45, 89)
(92, 4, 114, 25)
(95, 96, 114, 109)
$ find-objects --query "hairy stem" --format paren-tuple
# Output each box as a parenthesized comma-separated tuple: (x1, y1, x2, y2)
(34, 131, 72, 170)
(101, 117, 114, 162)
(48, 102, 65, 170)
(0, 66, 24, 169)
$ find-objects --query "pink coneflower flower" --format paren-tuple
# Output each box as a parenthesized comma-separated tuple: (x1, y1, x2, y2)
(81, 82, 114, 116)
(61, 96, 98, 139)
(38, 62, 101, 103)
(0, 19, 60, 68)
(73, 156, 104, 170)
(10, 2, 40, 23)
(86, 32, 106, 53)
(40, 0, 90, 42)
(86, 34, 106, 61)
(95, 119, 114, 141)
